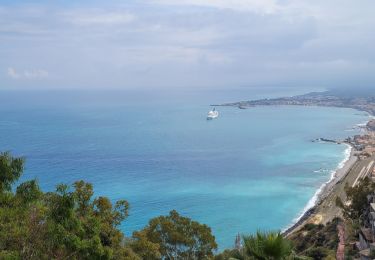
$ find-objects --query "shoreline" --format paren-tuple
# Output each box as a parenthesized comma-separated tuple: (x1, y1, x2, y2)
(283, 109, 374, 236)
(283, 143, 358, 235)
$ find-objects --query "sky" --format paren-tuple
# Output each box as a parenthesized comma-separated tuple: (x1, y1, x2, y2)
(1, 0, 375, 90)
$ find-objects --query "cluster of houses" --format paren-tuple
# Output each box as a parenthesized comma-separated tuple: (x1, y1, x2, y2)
(354, 134, 375, 156)
(346, 120, 375, 159)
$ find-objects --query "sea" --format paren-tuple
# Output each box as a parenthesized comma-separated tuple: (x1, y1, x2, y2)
(0, 87, 370, 249)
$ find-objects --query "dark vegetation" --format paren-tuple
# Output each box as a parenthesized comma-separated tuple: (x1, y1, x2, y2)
(336, 177, 375, 222)
(287, 220, 340, 259)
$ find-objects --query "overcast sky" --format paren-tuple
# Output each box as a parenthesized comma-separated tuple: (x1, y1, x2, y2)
(1, 0, 375, 90)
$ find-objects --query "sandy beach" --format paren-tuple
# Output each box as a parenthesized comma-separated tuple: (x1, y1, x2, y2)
(285, 148, 375, 236)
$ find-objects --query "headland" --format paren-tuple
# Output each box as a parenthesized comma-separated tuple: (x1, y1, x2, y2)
(216, 91, 375, 116)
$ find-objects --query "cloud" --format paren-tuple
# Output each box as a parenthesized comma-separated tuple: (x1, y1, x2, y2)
(1, 1, 375, 89)
(63, 10, 135, 26)
(24, 69, 49, 79)
(7, 67, 20, 79)
(151, 0, 279, 14)
(7, 67, 49, 80)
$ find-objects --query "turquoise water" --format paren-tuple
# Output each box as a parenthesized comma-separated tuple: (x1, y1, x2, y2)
(0, 88, 369, 249)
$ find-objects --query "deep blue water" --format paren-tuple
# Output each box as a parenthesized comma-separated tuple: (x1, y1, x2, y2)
(0, 88, 370, 249)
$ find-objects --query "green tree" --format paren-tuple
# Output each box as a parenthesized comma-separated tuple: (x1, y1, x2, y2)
(336, 177, 375, 221)
(0, 153, 47, 259)
(131, 210, 217, 259)
(130, 230, 161, 259)
(15, 179, 42, 204)
(214, 249, 244, 260)
(0, 151, 138, 259)
(0, 151, 24, 193)
(43, 182, 131, 259)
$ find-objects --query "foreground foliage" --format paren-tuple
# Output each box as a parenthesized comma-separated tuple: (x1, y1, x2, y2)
(132, 210, 217, 259)
(0, 152, 217, 259)
(215, 231, 308, 260)
(242, 231, 293, 260)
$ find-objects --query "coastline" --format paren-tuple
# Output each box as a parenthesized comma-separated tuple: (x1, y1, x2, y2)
(217, 90, 375, 241)
(220, 91, 375, 237)
(286, 123, 375, 238)
(284, 110, 374, 236)
(283, 143, 357, 235)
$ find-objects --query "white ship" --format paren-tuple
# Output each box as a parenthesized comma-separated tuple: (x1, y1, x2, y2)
(207, 108, 219, 120)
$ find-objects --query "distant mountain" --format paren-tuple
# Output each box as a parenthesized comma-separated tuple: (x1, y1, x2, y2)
(327, 86, 374, 98)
